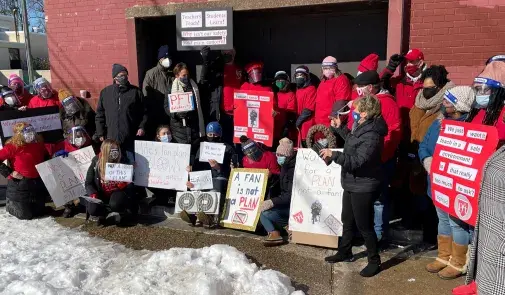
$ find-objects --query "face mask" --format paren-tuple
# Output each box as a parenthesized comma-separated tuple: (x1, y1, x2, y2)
(109, 148, 120, 161)
(423, 87, 438, 99)
(356, 86, 368, 97)
(74, 137, 84, 147)
(23, 132, 35, 143)
(207, 136, 221, 143)
(323, 69, 336, 79)
(405, 64, 420, 76)
(4, 95, 19, 107)
(115, 75, 128, 86)
(222, 54, 233, 64)
(440, 105, 450, 118)
(352, 111, 360, 121)
(475, 94, 490, 108)
(277, 156, 286, 166)
(179, 76, 189, 85)
(295, 77, 306, 88)
(161, 58, 171, 68)
(160, 134, 172, 143)
(275, 80, 287, 90)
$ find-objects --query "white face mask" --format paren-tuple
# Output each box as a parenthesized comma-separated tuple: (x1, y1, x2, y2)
(74, 137, 84, 147)
(161, 58, 171, 68)
(23, 132, 35, 143)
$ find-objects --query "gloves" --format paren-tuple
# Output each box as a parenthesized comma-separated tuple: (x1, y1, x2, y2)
(54, 150, 69, 158)
(423, 157, 433, 174)
(260, 199, 274, 212)
(200, 46, 211, 62)
(387, 54, 404, 72)
(296, 108, 313, 128)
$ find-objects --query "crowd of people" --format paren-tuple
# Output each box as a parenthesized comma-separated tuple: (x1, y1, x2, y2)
(0, 45, 503, 292)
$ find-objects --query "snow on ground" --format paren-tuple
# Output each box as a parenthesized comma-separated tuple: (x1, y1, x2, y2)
(0, 210, 304, 295)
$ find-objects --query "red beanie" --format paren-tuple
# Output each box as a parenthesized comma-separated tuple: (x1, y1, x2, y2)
(358, 54, 379, 73)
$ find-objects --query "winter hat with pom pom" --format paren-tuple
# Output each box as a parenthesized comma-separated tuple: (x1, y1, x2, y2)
(443, 86, 476, 113)
(276, 138, 294, 157)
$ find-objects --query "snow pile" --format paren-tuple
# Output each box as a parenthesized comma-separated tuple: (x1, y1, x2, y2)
(0, 210, 304, 295)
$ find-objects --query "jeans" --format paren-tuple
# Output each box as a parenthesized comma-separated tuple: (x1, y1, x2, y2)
(435, 207, 471, 245)
(374, 158, 396, 241)
(260, 207, 290, 233)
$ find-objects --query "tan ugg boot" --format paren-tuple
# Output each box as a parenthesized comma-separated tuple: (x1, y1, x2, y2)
(426, 235, 452, 273)
(264, 231, 284, 247)
(438, 242, 468, 280)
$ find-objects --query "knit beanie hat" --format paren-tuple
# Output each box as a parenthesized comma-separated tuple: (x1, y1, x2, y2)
(476, 62, 505, 86)
(58, 89, 72, 101)
(443, 86, 475, 113)
(158, 45, 171, 60)
(112, 63, 128, 78)
(8, 74, 23, 86)
(322, 56, 338, 67)
(276, 138, 294, 157)
(274, 71, 289, 81)
(358, 53, 379, 73)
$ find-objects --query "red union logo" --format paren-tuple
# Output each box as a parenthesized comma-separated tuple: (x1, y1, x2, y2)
(293, 211, 304, 224)
(454, 194, 472, 221)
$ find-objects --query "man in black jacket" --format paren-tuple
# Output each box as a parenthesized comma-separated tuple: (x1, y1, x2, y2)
(96, 64, 148, 162)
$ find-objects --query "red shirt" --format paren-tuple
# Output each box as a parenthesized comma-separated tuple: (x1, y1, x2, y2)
(315, 75, 352, 126)
(296, 85, 317, 140)
(27, 92, 62, 109)
(222, 64, 243, 115)
(242, 150, 280, 175)
(0, 142, 48, 178)
(240, 82, 272, 92)
(275, 91, 297, 139)
(18, 92, 33, 107)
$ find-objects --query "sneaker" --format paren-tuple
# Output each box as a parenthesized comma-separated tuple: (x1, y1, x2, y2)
(324, 252, 354, 263)
(180, 210, 197, 226)
(359, 263, 381, 277)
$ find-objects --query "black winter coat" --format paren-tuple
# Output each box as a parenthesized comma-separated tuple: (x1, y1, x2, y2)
(199, 56, 225, 122)
(95, 83, 147, 151)
(330, 116, 387, 193)
(85, 156, 133, 197)
(60, 97, 96, 135)
(270, 153, 296, 208)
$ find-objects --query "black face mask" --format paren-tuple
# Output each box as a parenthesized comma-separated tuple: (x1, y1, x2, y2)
(295, 77, 307, 88)
(207, 136, 221, 143)
(222, 54, 233, 64)
(423, 87, 438, 99)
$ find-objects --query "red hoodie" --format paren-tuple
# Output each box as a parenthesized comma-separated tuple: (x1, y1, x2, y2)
(296, 85, 317, 140)
(315, 75, 352, 126)
(0, 142, 49, 178)
(28, 92, 62, 109)
(242, 150, 280, 175)
(347, 91, 401, 162)
(222, 64, 243, 115)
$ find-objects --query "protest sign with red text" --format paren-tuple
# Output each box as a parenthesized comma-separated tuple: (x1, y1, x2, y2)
(233, 90, 274, 147)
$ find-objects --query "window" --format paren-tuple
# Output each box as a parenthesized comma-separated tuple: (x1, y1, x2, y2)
(9, 48, 21, 69)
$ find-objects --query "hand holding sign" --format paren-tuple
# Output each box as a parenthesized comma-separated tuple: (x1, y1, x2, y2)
(199, 142, 226, 164)
(168, 92, 195, 113)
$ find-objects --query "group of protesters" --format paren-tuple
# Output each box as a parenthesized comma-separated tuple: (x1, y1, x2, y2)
(0, 45, 503, 292)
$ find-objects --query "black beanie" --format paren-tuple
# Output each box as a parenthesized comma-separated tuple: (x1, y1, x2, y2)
(112, 64, 128, 78)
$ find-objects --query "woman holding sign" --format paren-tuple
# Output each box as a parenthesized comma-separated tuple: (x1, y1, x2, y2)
(0, 122, 50, 220)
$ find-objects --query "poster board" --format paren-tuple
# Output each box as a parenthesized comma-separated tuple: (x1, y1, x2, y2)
(176, 7, 233, 51)
(175, 191, 220, 214)
(289, 149, 344, 248)
(134, 141, 191, 191)
(104, 163, 133, 182)
(220, 168, 268, 231)
(35, 146, 95, 207)
(199, 142, 226, 164)
(431, 121, 498, 226)
(0, 106, 62, 144)
(189, 170, 213, 191)
(233, 90, 275, 147)
(167, 92, 195, 113)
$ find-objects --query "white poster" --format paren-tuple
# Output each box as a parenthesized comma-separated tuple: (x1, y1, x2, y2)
(289, 149, 344, 237)
(189, 170, 213, 191)
(168, 92, 195, 113)
(1, 113, 62, 137)
(199, 142, 226, 164)
(175, 191, 220, 214)
(220, 168, 268, 231)
(104, 163, 133, 182)
(134, 141, 190, 191)
(35, 146, 95, 207)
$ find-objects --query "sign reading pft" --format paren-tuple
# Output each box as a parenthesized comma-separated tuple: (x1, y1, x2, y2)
(176, 7, 233, 51)
(168, 92, 195, 113)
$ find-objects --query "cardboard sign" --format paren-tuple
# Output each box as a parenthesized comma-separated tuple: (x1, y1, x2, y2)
(175, 191, 220, 214)
(0, 106, 62, 144)
(134, 140, 190, 191)
(220, 168, 268, 231)
(189, 170, 213, 191)
(199, 142, 226, 164)
(168, 92, 195, 113)
(233, 90, 275, 147)
(36, 146, 95, 207)
(176, 7, 233, 51)
(431, 121, 499, 226)
(104, 163, 133, 182)
(289, 149, 344, 248)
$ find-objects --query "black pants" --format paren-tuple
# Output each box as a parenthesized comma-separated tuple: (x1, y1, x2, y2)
(86, 191, 129, 217)
(6, 178, 47, 220)
(339, 190, 380, 264)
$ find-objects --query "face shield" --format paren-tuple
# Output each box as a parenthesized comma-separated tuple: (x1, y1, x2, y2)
(67, 126, 89, 148)
(22, 125, 37, 143)
(472, 77, 502, 95)
(322, 66, 336, 79)
(61, 96, 83, 116)
(37, 83, 53, 99)
(1, 90, 20, 107)
(248, 68, 263, 84)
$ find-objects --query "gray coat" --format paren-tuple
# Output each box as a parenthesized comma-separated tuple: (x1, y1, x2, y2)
(466, 145, 505, 295)
(142, 64, 174, 130)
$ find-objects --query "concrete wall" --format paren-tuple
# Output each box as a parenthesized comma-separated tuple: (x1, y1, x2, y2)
(2, 32, 49, 59)
(0, 42, 24, 70)
(0, 15, 15, 31)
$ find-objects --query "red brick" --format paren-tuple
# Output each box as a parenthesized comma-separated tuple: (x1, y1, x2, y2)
(423, 15, 446, 22)
(432, 21, 455, 28)
(444, 14, 466, 22)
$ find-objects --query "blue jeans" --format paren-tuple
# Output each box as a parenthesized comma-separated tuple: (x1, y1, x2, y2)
(435, 207, 471, 245)
(374, 158, 396, 241)
(260, 207, 290, 233)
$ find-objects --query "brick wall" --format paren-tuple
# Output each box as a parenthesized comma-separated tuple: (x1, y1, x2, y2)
(409, 0, 505, 85)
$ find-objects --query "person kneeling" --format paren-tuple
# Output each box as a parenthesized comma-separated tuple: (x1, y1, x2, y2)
(260, 138, 296, 246)
(82, 139, 134, 226)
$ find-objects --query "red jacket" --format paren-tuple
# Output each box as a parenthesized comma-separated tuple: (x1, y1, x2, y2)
(0, 142, 48, 178)
(242, 150, 281, 175)
(315, 75, 352, 126)
(347, 91, 402, 162)
(471, 107, 505, 142)
(18, 92, 33, 107)
(296, 85, 317, 140)
(240, 82, 272, 92)
(275, 90, 297, 139)
(222, 64, 243, 115)
(28, 92, 62, 109)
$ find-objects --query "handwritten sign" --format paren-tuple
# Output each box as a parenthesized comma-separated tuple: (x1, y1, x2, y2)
(168, 92, 195, 113)
(432, 121, 499, 226)
(175, 191, 220, 214)
(289, 149, 344, 248)
(104, 163, 133, 182)
(220, 168, 268, 231)
(35, 146, 95, 207)
(189, 170, 213, 191)
(134, 140, 190, 191)
(233, 90, 274, 147)
(199, 142, 226, 164)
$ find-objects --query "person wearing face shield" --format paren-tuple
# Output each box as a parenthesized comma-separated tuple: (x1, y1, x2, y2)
(314, 56, 352, 126)
(7, 74, 32, 107)
(58, 89, 96, 139)
(0, 122, 51, 220)
(82, 139, 135, 226)
(240, 62, 271, 92)
(28, 77, 62, 109)
(240, 136, 280, 176)
(0, 86, 23, 110)
(142, 45, 175, 139)
(273, 71, 297, 141)
(294, 66, 317, 147)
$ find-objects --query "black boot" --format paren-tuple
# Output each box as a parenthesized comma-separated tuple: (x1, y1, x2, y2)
(324, 252, 354, 263)
(359, 262, 381, 277)
(62, 205, 74, 218)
